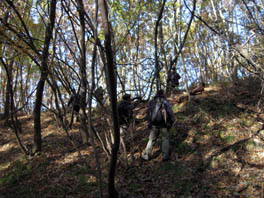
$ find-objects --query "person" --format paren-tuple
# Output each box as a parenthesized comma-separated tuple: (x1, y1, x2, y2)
(117, 93, 134, 157)
(68, 91, 81, 126)
(117, 94, 134, 136)
(94, 86, 105, 106)
(168, 67, 181, 92)
(142, 89, 175, 161)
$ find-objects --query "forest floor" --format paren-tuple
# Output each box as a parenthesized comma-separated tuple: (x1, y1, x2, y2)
(1, 79, 264, 198)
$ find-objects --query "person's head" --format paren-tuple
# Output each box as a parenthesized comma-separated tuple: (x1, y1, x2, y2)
(123, 93, 131, 101)
(156, 89, 164, 97)
(172, 67, 176, 71)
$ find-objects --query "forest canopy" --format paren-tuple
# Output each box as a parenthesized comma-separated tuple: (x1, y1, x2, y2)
(1, 0, 263, 112)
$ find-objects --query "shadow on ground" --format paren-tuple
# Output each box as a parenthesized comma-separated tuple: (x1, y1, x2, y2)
(1, 80, 264, 197)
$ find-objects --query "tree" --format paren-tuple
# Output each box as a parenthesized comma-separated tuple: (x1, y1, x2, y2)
(33, 0, 57, 153)
(76, 0, 89, 144)
(99, 0, 120, 197)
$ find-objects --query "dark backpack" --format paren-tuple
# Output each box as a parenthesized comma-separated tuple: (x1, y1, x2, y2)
(118, 100, 132, 125)
(150, 97, 167, 125)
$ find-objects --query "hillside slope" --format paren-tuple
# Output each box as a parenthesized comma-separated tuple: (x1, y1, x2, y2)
(1, 80, 264, 198)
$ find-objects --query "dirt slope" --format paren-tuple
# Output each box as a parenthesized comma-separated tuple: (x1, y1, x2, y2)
(1, 80, 264, 198)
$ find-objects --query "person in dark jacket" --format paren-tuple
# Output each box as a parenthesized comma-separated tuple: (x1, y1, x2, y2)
(68, 91, 81, 125)
(168, 67, 181, 93)
(94, 86, 105, 106)
(117, 93, 134, 136)
(142, 89, 175, 161)
(117, 93, 135, 154)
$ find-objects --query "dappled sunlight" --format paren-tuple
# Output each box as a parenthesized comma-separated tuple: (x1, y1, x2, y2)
(0, 142, 16, 153)
(204, 85, 221, 92)
(1, 82, 264, 197)
(256, 151, 264, 159)
(0, 161, 12, 175)
(54, 151, 79, 166)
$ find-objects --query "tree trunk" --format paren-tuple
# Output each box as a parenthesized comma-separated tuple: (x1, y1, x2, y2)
(98, 0, 119, 197)
(154, 0, 166, 91)
(1, 12, 12, 122)
(33, 0, 57, 154)
(3, 61, 12, 123)
(77, 0, 89, 144)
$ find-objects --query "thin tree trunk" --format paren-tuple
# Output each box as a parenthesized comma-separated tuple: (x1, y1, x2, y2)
(98, 0, 119, 197)
(33, 0, 57, 154)
(3, 61, 12, 124)
(77, 0, 89, 144)
(1, 12, 11, 122)
(154, 0, 166, 91)
(88, 1, 103, 196)
(1, 58, 29, 155)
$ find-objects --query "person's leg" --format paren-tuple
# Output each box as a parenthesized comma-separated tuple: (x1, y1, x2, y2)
(142, 126, 159, 160)
(160, 127, 170, 161)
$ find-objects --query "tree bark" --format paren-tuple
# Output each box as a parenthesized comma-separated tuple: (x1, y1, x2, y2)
(3, 61, 12, 123)
(77, 0, 89, 144)
(1, 12, 11, 122)
(98, 0, 119, 197)
(154, 0, 166, 91)
(33, 0, 57, 154)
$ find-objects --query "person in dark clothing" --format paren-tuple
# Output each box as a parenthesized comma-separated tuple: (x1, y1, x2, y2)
(168, 67, 181, 93)
(142, 89, 175, 161)
(68, 92, 81, 125)
(117, 93, 135, 155)
(94, 86, 105, 106)
(117, 94, 134, 135)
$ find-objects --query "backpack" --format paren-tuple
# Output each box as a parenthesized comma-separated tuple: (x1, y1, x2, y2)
(150, 97, 167, 125)
(118, 100, 132, 125)
(73, 95, 81, 106)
